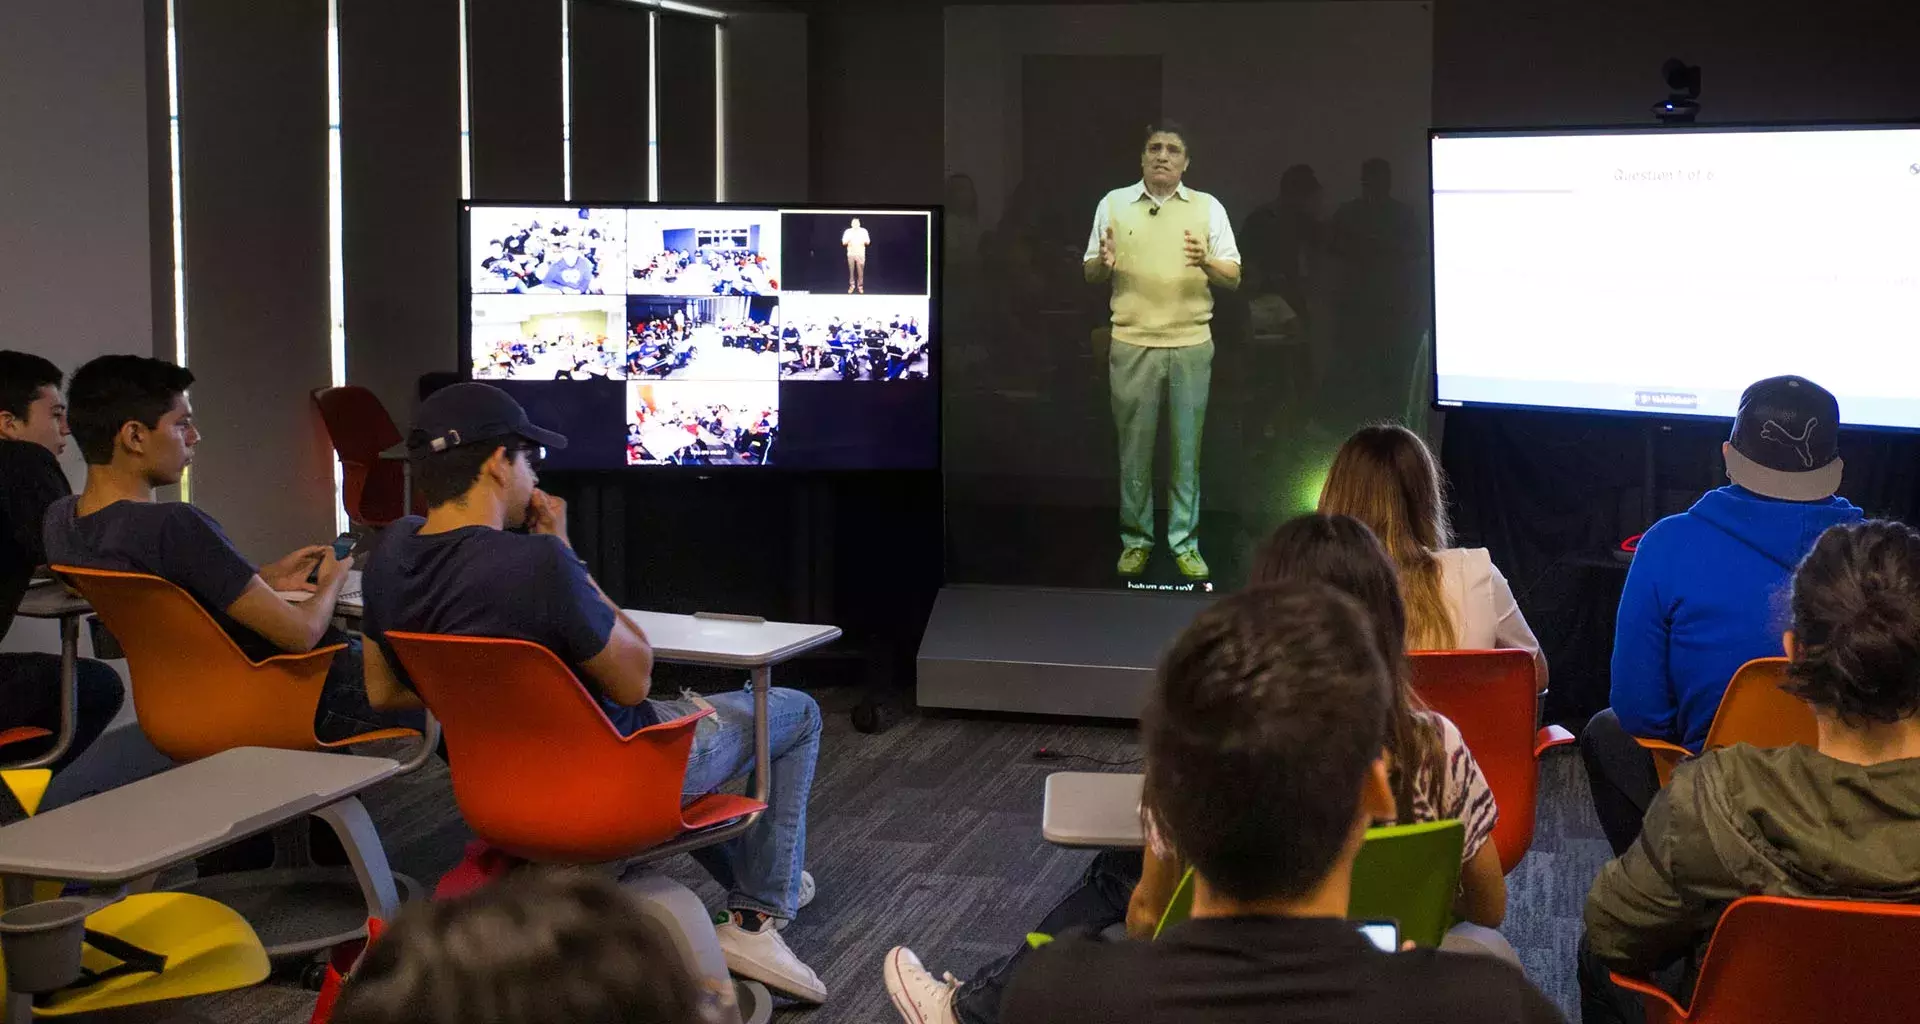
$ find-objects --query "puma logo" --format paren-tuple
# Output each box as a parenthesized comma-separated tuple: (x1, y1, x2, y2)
(1761, 417, 1818, 468)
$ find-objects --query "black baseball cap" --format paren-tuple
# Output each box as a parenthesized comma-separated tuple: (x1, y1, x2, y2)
(1725, 375, 1841, 501)
(407, 382, 568, 456)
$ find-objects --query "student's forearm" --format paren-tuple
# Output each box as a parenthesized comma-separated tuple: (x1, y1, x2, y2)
(1127, 848, 1185, 938)
(299, 571, 351, 648)
(588, 577, 654, 693)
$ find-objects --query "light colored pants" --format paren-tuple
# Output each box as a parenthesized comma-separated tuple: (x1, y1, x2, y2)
(646, 684, 822, 920)
(1109, 338, 1213, 554)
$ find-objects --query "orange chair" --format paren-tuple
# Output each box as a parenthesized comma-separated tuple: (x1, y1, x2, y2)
(1633, 658, 1815, 786)
(52, 566, 429, 957)
(52, 567, 418, 762)
(381, 632, 772, 1019)
(1610, 896, 1920, 1023)
(312, 385, 413, 527)
(1409, 649, 1575, 873)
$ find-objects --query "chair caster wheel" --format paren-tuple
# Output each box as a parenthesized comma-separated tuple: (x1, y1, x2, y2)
(735, 978, 774, 1024)
(852, 699, 896, 734)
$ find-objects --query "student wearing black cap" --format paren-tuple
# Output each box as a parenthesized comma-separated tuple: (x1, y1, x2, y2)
(1581, 375, 1863, 854)
(357, 383, 828, 1005)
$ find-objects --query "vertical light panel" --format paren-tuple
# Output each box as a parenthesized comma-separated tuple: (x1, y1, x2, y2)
(458, 0, 472, 198)
(165, 0, 187, 368)
(165, 0, 190, 500)
(326, 0, 348, 532)
(714, 21, 725, 200)
(647, 10, 659, 201)
(561, 0, 572, 199)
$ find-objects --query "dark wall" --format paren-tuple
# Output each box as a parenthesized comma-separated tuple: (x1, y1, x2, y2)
(806, 0, 1920, 205)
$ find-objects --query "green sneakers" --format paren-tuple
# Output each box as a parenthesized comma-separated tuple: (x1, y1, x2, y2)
(1117, 547, 1151, 576)
(1174, 549, 1210, 580)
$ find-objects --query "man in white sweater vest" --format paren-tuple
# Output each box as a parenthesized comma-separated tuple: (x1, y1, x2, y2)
(1084, 122, 1241, 581)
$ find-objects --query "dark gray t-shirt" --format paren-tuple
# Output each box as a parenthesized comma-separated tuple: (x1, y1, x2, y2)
(358, 518, 639, 731)
(1004, 916, 1565, 1024)
(42, 495, 276, 660)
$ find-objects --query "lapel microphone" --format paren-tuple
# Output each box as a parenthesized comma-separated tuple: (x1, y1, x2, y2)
(1149, 207, 1160, 216)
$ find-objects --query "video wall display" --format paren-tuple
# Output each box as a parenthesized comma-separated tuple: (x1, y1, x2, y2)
(464, 203, 938, 470)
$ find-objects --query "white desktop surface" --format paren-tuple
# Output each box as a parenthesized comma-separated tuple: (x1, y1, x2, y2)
(619, 611, 841, 669)
(1042, 771, 1146, 849)
(13, 586, 91, 619)
(0, 747, 401, 883)
(278, 569, 363, 615)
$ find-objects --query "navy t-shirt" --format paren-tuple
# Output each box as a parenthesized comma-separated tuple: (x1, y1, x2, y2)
(42, 494, 279, 660)
(359, 518, 637, 729)
(0, 440, 70, 635)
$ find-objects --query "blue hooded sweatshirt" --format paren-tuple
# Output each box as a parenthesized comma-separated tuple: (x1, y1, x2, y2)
(1612, 485, 1862, 752)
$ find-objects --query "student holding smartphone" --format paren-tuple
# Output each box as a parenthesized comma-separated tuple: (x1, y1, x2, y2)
(43, 355, 418, 743)
(998, 586, 1562, 1024)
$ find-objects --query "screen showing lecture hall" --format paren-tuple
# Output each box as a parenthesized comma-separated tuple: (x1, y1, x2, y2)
(463, 203, 938, 471)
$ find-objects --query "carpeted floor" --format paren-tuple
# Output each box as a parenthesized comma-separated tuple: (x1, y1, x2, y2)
(115, 685, 1611, 1024)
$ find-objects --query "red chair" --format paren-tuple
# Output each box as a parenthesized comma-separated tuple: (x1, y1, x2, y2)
(1610, 896, 1920, 1023)
(1409, 649, 1574, 874)
(312, 385, 413, 527)
(380, 632, 773, 1019)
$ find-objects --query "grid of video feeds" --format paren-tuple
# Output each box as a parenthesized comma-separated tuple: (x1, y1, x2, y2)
(465, 204, 935, 469)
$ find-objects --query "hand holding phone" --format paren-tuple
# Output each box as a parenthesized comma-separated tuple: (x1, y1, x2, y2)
(307, 532, 358, 585)
(1356, 920, 1399, 952)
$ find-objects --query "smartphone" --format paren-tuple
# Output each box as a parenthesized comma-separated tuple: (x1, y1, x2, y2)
(329, 532, 358, 560)
(1356, 920, 1399, 952)
(307, 532, 359, 584)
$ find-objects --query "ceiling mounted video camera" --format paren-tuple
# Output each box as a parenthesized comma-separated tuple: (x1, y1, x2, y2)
(1654, 59, 1702, 123)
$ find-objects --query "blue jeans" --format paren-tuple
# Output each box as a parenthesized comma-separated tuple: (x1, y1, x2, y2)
(649, 683, 821, 919)
(313, 636, 426, 744)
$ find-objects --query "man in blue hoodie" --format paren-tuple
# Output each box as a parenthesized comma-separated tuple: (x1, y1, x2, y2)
(1581, 375, 1862, 854)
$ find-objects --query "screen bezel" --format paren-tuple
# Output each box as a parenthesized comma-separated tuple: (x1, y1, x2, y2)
(456, 199, 945, 474)
(1425, 118, 1920, 433)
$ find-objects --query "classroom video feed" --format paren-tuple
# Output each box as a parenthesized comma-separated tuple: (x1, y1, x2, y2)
(778, 295, 930, 381)
(780, 211, 931, 295)
(626, 296, 781, 381)
(470, 207, 628, 295)
(464, 203, 938, 471)
(471, 296, 627, 381)
(942, 2, 1433, 592)
(628, 210, 780, 296)
(627, 381, 779, 466)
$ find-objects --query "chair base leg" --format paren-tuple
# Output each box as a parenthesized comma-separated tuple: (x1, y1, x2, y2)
(313, 797, 402, 921)
(178, 798, 417, 958)
(617, 873, 743, 1022)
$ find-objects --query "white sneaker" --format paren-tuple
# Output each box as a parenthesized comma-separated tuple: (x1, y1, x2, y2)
(715, 917, 827, 1004)
(775, 870, 816, 932)
(884, 946, 961, 1024)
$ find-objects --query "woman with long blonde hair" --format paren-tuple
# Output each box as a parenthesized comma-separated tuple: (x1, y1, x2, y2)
(1318, 424, 1548, 687)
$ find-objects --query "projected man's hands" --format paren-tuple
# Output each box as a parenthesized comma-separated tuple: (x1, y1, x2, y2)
(1182, 229, 1206, 268)
(1100, 226, 1117, 269)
